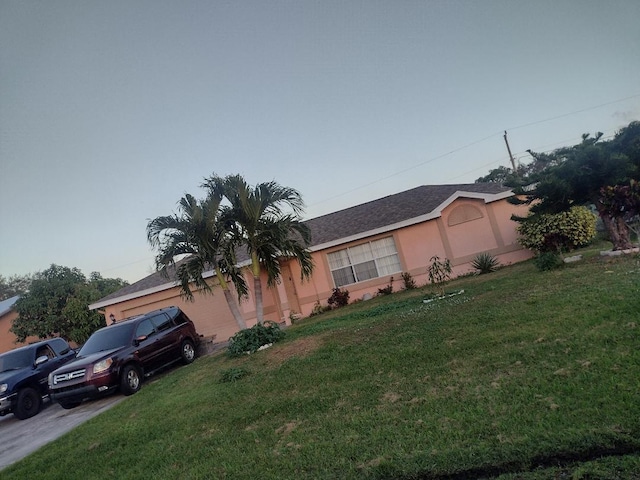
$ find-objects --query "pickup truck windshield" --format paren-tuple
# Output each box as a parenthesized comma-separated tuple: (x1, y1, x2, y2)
(79, 323, 136, 356)
(0, 349, 32, 372)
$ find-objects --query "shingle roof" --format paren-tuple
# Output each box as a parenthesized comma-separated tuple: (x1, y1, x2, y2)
(305, 183, 510, 247)
(0, 295, 20, 317)
(90, 183, 511, 309)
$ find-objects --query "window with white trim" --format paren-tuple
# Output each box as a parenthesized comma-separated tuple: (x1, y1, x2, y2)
(327, 237, 402, 287)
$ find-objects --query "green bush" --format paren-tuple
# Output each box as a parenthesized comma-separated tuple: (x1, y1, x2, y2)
(471, 252, 500, 274)
(517, 206, 597, 253)
(533, 251, 564, 271)
(227, 321, 285, 357)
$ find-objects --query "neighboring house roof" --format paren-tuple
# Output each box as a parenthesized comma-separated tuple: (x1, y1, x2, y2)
(90, 183, 512, 310)
(0, 295, 20, 317)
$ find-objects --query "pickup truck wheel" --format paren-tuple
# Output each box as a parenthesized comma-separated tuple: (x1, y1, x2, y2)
(181, 339, 196, 364)
(59, 401, 81, 410)
(14, 387, 41, 420)
(120, 364, 142, 396)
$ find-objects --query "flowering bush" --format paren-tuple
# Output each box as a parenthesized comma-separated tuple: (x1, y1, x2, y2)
(516, 206, 597, 253)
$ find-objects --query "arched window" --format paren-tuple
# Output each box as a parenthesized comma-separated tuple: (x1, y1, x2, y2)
(447, 204, 483, 226)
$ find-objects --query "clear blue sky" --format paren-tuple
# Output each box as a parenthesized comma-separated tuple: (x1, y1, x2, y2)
(1, 0, 639, 283)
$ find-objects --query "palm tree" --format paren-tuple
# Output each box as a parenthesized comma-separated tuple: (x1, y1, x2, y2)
(203, 174, 314, 324)
(146, 192, 248, 330)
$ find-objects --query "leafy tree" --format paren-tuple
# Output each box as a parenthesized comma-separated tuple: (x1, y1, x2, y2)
(203, 174, 314, 324)
(475, 166, 519, 184)
(500, 123, 640, 250)
(10, 265, 128, 344)
(610, 120, 640, 169)
(147, 192, 248, 330)
(0, 274, 33, 301)
(477, 122, 640, 250)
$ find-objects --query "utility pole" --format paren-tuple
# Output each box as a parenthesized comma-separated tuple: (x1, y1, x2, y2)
(503, 130, 517, 171)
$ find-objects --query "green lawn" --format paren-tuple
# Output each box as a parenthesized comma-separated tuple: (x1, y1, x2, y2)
(4, 244, 640, 479)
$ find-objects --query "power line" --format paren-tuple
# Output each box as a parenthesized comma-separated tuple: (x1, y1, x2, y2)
(505, 94, 640, 132)
(308, 93, 640, 211)
(445, 130, 620, 183)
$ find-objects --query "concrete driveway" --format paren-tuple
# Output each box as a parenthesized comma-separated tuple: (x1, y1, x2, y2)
(0, 395, 124, 470)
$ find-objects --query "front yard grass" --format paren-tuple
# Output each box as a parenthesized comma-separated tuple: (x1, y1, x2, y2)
(3, 244, 640, 479)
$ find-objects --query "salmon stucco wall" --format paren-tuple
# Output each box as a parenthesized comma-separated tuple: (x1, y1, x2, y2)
(0, 310, 41, 354)
(103, 272, 292, 343)
(283, 197, 533, 316)
(103, 278, 249, 343)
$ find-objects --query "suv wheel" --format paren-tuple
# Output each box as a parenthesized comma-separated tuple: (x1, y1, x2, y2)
(181, 339, 196, 364)
(120, 364, 142, 396)
(14, 387, 42, 420)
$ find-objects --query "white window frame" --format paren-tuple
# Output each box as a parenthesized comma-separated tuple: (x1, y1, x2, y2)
(327, 237, 402, 287)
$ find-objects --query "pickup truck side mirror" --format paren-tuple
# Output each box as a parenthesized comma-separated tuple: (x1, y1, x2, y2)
(34, 355, 48, 368)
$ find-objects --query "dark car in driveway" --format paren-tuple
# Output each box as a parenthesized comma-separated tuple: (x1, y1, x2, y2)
(48, 306, 199, 409)
(0, 338, 77, 419)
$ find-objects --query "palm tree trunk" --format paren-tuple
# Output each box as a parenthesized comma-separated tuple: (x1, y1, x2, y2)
(215, 269, 247, 330)
(251, 252, 264, 324)
(222, 288, 247, 330)
(253, 275, 264, 325)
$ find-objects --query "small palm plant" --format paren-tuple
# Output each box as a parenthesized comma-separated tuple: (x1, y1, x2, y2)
(471, 252, 500, 274)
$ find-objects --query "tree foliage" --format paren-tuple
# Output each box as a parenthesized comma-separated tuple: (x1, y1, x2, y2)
(0, 274, 33, 301)
(202, 174, 314, 324)
(479, 121, 640, 250)
(147, 173, 314, 327)
(10, 265, 128, 344)
(147, 192, 248, 329)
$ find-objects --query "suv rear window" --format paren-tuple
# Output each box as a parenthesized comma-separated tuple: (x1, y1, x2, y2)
(174, 312, 189, 326)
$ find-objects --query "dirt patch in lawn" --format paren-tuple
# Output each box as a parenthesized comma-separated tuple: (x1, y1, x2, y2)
(264, 335, 324, 366)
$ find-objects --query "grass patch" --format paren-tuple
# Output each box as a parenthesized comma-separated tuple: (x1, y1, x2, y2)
(4, 245, 640, 479)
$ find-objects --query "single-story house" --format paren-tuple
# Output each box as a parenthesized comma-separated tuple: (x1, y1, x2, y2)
(89, 183, 533, 343)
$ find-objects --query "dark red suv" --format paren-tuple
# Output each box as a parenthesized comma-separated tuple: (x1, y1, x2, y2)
(48, 306, 199, 409)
